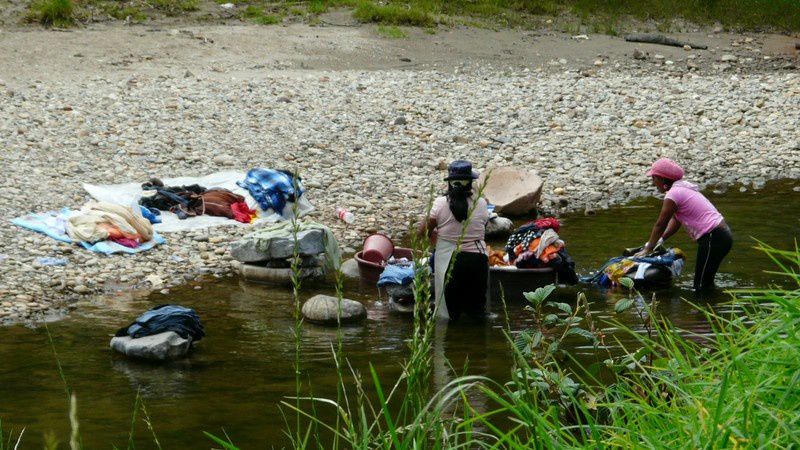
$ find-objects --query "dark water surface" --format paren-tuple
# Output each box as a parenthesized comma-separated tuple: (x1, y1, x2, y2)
(1, 180, 798, 448)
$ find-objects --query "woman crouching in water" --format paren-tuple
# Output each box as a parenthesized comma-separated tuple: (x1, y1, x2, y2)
(637, 158, 733, 292)
(420, 160, 489, 321)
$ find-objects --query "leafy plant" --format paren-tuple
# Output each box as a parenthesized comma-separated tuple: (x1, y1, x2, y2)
(26, 0, 75, 27)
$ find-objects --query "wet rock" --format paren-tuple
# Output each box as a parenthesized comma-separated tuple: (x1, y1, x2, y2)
(301, 294, 366, 325)
(232, 261, 325, 285)
(386, 283, 414, 300)
(340, 258, 360, 280)
(485, 216, 513, 238)
(110, 332, 192, 361)
(231, 229, 326, 262)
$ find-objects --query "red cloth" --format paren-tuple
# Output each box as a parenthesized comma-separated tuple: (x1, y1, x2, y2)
(110, 237, 140, 248)
(534, 217, 560, 232)
(231, 202, 256, 223)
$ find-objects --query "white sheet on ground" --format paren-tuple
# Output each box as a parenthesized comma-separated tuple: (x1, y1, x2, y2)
(83, 171, 313, 233)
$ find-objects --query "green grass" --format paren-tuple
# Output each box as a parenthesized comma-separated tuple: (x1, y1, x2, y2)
(376, 24, 407, 38)
(103, 4, 147, 22)
(151, 0, 199, 14)
(571, 0, 800, 31)
(341, 0, 798, 31)
(352, 0, 436, 27)
(24, 0, 799, 31)
(241, 5, 282, 24)
(26, 0, 75, 27)
(308, 0, 327, 14)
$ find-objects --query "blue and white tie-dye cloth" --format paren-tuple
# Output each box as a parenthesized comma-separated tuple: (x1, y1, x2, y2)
(11, 209, 165, 255)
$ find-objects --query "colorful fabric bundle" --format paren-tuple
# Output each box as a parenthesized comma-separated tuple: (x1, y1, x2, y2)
(237, 169, 303, 216)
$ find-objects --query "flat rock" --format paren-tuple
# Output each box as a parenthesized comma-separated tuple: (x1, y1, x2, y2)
(110, 331, 192, 361)
(301, 294, 366, 325)
(231, 229, 325, 262)
(478, 167, 543, 216)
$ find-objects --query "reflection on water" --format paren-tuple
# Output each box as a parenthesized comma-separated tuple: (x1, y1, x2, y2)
(0, 180, 797, 447)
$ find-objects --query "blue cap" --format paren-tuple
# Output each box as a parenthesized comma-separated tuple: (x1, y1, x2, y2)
(444, 160, 479, 181)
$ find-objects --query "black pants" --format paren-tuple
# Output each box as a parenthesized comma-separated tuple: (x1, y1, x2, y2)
(694, 225, 733, 291)
(444, 252, 489, 321)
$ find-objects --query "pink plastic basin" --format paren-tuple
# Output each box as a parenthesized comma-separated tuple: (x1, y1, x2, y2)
(361, 233, 395, 264)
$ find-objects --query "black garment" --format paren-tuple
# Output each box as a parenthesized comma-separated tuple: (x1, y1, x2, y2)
(552, 248, 579, 285)
(694, 225, 733, 291)
(444, 252, 489, 321)
(115, 304, 205, 341)
(139, 180, 207, 212)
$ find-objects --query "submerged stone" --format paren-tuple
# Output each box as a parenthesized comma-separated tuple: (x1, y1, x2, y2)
(232, 261, 325, 285)
(301, 294, 366, 325)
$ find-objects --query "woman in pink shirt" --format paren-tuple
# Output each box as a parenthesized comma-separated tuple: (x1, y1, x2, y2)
(420, 160, 489, 321)
(638, 158, 733, 291)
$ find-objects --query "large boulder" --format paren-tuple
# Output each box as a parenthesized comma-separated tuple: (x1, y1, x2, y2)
(110, 332, 192, 361)
(301, 294, 366, 325)
(485, 215, 513, 238)
(232, 261, 325, 285)
(477, 167, 543, 216)
(231, 228, 325, 263)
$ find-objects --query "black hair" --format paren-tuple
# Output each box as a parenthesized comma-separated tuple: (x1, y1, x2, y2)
(447, 180, 473, 222)
(653, 175, 675, 190)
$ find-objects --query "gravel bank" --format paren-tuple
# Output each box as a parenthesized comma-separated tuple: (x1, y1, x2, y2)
(1, 67, 798, 324)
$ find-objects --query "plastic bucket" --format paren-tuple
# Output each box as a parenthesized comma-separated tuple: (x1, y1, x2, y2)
(362, 234, 394, 264)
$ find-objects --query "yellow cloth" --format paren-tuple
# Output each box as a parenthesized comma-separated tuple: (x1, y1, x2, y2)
(605, 260, 635, 284)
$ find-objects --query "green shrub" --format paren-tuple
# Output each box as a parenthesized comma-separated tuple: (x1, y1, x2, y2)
(308, 0, 327, 14)
(353, 1, 436, 26)
(26, 0, 75, 27)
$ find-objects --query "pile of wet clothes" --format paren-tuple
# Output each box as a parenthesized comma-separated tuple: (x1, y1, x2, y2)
(580, 246, 686, 289)
(115, 304, 205, 342)
(139, 178, 256, 222)
(377, 257, 416, 307)
(488, 217, 578, 285)
(67, 201, 156, 248)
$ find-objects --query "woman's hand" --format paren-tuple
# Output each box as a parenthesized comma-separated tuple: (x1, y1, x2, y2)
(633, 244, 651, 258)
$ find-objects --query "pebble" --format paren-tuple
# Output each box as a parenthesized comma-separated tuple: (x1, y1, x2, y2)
(0, 61, 797, 325)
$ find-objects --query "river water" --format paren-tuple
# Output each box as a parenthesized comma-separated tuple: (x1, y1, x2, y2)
(1, 180, 798, 448)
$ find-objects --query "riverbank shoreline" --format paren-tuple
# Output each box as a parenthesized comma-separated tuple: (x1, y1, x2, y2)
(1, 23, 798, 325)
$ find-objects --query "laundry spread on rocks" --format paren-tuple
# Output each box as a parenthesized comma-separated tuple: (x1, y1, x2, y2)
(11, 169, 311, 254)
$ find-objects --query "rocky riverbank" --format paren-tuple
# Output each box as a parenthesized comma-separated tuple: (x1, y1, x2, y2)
(1, 25, 799, 324)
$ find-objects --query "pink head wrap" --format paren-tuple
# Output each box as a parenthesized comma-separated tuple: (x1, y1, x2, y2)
(646, 158, 684, 181)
